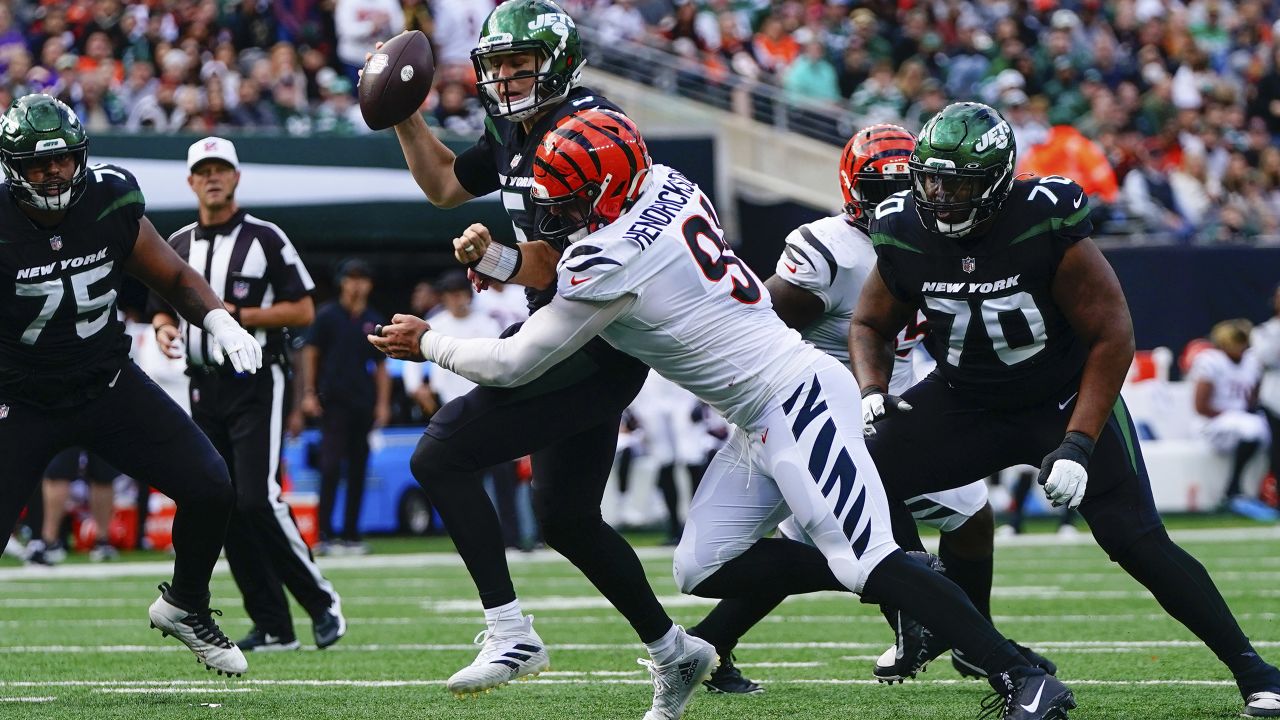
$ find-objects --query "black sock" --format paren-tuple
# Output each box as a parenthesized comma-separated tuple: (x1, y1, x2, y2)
(939, 538, 994, 620)
(691, 537, 846, 597)
(862, 550, 1023, 674)
(1227, 440, 1261, 498)
(1113, 527, 1261, 675)
(656, 464, 680, 537)
(616, 447, 634, 495)
(687, 463, 706, 496)
(688, 595, 787, 657)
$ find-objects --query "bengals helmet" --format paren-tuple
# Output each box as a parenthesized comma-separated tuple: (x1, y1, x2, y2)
(530, 108, 651, 243)
(839, 124, 914, 231)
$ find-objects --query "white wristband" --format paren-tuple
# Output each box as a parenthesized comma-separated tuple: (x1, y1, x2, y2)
(473, 242, 522, 282)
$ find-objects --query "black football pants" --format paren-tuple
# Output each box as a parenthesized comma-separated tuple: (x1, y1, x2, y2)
(0, 363, 231, 610)
(868, 372, 1266, 678)
(410, 338, 672, 642)
(190, 364, 339, 635)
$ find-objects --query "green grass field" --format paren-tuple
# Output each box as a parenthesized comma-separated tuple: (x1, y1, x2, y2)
(2, 517, 1278, 719)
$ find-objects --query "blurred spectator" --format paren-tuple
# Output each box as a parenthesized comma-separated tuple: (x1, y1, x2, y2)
(335, 0, 402, 85)
(598, 0, 649, 46)
(783, 37, 840, 103)
(1020, 125, 1120, 205)
(313, 75, 367, 134)
(430, 80, 484, 136)
(1190, 319, 1277, 521)
(429, 0, 489, 85)
(229, 0, 280, 51)
(752, 13, 799, 75)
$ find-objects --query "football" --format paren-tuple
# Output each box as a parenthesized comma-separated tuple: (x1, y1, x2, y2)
(358, 30, 434, 131)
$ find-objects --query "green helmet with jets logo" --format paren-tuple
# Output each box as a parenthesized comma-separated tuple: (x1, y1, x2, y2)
(471, 0, 584, 122)
(909, 102, 1016, 238)
(0, 94, 89, 211)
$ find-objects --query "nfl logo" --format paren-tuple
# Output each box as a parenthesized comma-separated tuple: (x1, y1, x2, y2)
(0, 404, 9, 420)
(49, 235, 62, 251)
(233, 280, 250, 300)
(510, 154, 522, 169)
(961, 256, 976, 274)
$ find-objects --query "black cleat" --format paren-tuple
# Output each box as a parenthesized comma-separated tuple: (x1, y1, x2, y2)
(874, 610, 947, 683)
(312, 601, 346, 649)
(954, 641, 1058, 679)
(703, 654, 763, 694)
(981, 667, 1075, 720)
(237, 627, 301, 652)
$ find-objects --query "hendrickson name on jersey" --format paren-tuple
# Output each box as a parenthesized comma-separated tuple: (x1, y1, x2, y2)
(619, 171, 697, 249)
(16, 248, 108, 279)
(920, 274, 1021, 295)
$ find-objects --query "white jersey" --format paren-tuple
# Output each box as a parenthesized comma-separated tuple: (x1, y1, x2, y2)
(1189, 348, 1262, 414)
(554, 165, 817, 427)
(774, 214, 927, 394)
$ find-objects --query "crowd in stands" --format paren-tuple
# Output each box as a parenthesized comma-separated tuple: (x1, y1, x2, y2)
(0, 0, 487, 137)
(567, 0, 1280, 243)
(3, 0, 1279, 241)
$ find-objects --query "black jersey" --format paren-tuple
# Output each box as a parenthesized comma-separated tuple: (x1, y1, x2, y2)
(0, 164, 142, 408)
(453, 85, 623, 313)
(868, 176, 1094, 408)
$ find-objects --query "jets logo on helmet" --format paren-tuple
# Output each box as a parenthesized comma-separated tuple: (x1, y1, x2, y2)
(839, 124, 914, 231)
(472, 0, 584, 122)
(909, 102, 1017, 239)
(0, 94, 90, 212)
(530, 108, 651, 244)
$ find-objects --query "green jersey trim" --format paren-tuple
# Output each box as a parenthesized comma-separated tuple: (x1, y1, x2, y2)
(95, 190, 144, 222)
(1111, 396, 1139, 474)
(1009, 204, 1091, 246)
(484, 116, 501, 144)
(870, 232, 924, 254)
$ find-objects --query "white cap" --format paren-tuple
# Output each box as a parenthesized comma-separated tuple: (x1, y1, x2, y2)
(187, 136, 239, 172)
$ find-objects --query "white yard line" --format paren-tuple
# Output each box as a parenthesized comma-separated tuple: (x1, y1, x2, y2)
(0, 678, 1246, 690)
(1, 525, 1275, 582)
(3, 640, 1278, 654)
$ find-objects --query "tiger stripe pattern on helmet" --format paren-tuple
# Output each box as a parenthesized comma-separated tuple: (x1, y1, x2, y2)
(839, 124, 915, 229)
(530, 108, 651, 242)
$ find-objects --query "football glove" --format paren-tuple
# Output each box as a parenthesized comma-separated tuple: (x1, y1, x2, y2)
(861, 386, 912, 436)
(203, 308, 262, 374)
(1037, 431, 1095, 509)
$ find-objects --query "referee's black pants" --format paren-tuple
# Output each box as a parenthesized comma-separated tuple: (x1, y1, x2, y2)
(410, 337, 673, 642)
(0, 363, 232, 610)
(190, 363, 339, 635)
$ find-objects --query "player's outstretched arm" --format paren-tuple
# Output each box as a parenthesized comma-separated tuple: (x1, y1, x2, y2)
(764, 275, 825, 330)
(394, 112, 474, 209)
(125, 217, 262, 374)
(1051, 238, 1135, 440)
(850, 262, 915, 392)
(372, 294, 633, 388)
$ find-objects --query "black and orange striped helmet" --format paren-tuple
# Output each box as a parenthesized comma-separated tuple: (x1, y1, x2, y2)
(530, 108, 652, 243)
(839, 124, 915, 230)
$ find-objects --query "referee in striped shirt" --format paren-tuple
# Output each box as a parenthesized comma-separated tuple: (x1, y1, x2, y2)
(150, 137, 345, 652)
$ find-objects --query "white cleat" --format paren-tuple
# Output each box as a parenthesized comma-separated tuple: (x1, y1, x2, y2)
(446, 615, 549, 697)
(1245, 691, 1280, 717)
(638, 628, 717, 720)
(148, 583, 247, 677)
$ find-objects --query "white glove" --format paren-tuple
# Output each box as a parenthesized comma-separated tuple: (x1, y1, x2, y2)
(861, 387, 912, 436)
(1037, 431, 1095, 509)
(202, 308, 262, 374)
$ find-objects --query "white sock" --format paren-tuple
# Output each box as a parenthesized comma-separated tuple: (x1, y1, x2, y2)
(483, 599, 525, 634)
(644, 624, 681, 665)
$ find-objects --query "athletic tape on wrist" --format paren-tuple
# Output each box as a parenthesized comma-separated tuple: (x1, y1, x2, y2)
(472, 242, 522, 282)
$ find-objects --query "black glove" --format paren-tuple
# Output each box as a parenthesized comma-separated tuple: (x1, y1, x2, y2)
(1036, 431, 1095, 508)
(861, 385, 912, 435)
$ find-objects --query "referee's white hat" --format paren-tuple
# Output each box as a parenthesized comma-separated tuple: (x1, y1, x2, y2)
(187, 136, 240, 172)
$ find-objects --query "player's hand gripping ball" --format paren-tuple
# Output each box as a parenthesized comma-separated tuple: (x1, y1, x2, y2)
(358, 30, 435, 130)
